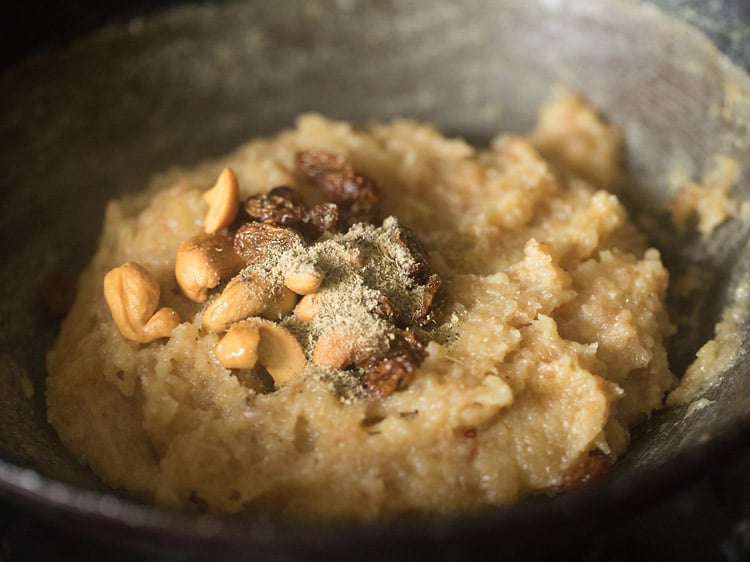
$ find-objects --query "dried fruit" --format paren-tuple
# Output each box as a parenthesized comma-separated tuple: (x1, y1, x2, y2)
(306, 202, 340, 237)
(371, 294, 396, 322)
(295, 150, 382, 216)
(244, 186, 306, 227)
(385, 222, 443, 326)
(356, 330, 427, 396)
(388, 223, 432, 285)
(233, 222, 304, 266)
(414, 274, 443, 327)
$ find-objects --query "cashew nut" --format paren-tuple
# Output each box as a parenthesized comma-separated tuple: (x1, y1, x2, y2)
(215, 318, 306, 385)
(284, 270, 324, 295)
(214, 321, 260, 369)
(264, 285, 299, 320)
(311, 329, 358, 369)
(201, 274, 297, 333)
(254, 319, 307, 384)
(175, 233, 245, 302)
(294, 292, 323, 322)
(203, 167, 240, 234)
(103, 262, 180, 343)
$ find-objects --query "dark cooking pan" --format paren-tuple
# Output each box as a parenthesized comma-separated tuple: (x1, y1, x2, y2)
(1, 0, 749, 559)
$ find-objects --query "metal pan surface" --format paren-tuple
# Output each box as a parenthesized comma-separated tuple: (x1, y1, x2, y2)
(0, 0, 748, 558)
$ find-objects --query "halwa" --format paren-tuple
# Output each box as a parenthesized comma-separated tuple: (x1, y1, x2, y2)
(46, 94, 676, 520)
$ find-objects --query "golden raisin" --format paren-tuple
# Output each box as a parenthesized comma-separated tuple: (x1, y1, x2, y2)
(233, 222, 304, 265)
(306, 202, 340, 237)
(295, 150, 382, 216)
(356, 330, 427, 396)
(244, 186, 306, 227)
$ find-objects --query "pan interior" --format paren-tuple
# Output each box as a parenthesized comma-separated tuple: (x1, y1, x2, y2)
(0, 0, 748, 523)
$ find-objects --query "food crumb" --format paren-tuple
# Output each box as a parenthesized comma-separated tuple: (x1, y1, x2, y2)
(667, 285, 747, 406)
(685, 398, 714, 417)
(669, 154, 739, 236)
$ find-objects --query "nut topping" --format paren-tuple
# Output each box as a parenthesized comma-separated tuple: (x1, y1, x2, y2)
(294, 293, 323, 322)
(263, 285, 299, 320)
(201, 274, 296, 333)
(215, 319, 306, 385)
(284, 270, 324, 296)
(214, 321, 260, 370)
(112, 149, 446, 400)
(312, 329, 359, 370)
(104, 262, 180, 343)
(254, 319, 307, 385)
(203, 167, 241, 234)
(175, 233, 245, 302)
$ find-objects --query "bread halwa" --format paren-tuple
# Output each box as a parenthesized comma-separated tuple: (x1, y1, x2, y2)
(46, 94, 676, 520)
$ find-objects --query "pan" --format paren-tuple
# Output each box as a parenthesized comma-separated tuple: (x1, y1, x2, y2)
(0, 0, 749, 559)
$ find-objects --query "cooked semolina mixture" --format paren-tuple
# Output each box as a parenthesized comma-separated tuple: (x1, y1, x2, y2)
(46, 94, 676, 520)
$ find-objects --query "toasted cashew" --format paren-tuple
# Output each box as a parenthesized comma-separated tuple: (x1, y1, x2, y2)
(215, 318, 306, 384)
(202, 274, 297, 333)
(311, 329, 358, 369)
(284, 270, 324, 295)
(264, 286, 299, 320)
(252, 318, 307, 384)
(104, 262, 180, 343)
(294, 293, 323, 322)
(175, 233, 245, 302)
(203, 167, 240, 234)
(214, 321, 261, 369)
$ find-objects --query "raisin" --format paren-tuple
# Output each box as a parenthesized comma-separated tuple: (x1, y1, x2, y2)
(244, 186, 306, 227)
(371, 294, 396, 322)
(295, 149, 349, 182)
(388, 224, 432, 285)
(356, 330, 427, 397)
(306, 202, 340, 237)
(233, 222, 303, 266)
(414, 273, 443, 327)
(386, 223, 444, 326)
(295, 150, 382, 216)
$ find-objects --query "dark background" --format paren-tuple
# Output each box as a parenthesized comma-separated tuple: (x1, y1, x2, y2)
(1, 0, 182, 69)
